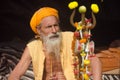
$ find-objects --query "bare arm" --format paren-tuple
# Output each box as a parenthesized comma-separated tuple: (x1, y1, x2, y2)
(89, 54, 102, 80)
(8, 47, 31, 80)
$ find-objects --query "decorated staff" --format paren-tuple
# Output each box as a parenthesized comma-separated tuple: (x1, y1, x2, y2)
(68, 1, 99, 80)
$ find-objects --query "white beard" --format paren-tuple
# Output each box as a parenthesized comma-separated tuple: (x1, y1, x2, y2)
(41, 32, 62, 59)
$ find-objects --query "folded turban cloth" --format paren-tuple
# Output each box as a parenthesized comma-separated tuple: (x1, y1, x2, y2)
(30, 7, 59, 34)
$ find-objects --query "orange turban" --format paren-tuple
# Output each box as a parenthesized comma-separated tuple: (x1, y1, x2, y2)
(30, 7, 59, 34)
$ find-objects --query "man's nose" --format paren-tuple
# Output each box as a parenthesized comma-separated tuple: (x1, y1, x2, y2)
(51, 26, 57, 33)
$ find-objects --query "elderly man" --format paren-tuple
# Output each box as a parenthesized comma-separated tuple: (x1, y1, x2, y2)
(8, 7, 102, 80)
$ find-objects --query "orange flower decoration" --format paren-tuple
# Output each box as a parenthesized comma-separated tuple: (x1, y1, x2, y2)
(80, 38, 87, 43)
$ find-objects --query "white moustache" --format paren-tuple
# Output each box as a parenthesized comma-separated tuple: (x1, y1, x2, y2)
(48, 33, 60, 40)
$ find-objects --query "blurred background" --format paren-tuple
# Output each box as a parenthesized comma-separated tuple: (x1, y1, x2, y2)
(0, 0, 120, 47)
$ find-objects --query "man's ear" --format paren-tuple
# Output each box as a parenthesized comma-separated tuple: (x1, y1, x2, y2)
(36, 26, 41, 35)
(35, 27, 42, 39)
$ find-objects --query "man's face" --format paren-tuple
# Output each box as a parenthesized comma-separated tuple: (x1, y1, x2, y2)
(37, 16, 62, 56)
(37, 16, 60, 36)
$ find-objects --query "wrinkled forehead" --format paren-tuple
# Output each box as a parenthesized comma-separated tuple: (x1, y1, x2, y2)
(40, 16, 59, 26)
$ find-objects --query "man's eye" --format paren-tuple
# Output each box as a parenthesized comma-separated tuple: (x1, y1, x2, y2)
(45, 24, 59, 28)
(54, 24, 59, 27)
(44, 25, 51, 28)
(47, 26, 52, 28)
(55, 23, 59, 26)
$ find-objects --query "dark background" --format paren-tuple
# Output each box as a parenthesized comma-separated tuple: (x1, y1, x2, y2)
(0, 0, 120, 47)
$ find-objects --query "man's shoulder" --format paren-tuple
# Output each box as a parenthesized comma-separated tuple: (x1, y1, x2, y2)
(62, 31, 74, 37)
(62, 31, 73, 34)
(61, 31, 74, 41)
(27, 39, 42, 46)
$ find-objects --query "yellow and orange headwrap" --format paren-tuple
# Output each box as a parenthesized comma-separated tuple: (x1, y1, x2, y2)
(30, 7, 59, 34)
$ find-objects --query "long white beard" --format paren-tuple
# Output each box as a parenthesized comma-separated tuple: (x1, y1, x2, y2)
(42, 32, 62, 58)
